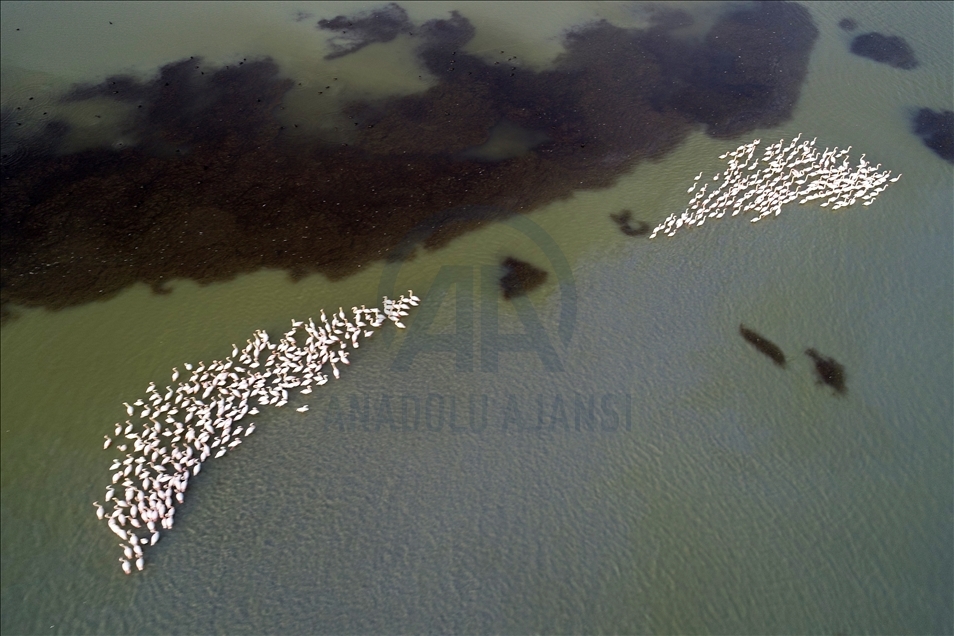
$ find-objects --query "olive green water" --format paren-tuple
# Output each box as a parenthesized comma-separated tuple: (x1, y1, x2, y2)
(1, 2, 952, 634)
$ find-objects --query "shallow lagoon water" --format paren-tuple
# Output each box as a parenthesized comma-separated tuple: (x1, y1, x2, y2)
(1, 1, 952, 633)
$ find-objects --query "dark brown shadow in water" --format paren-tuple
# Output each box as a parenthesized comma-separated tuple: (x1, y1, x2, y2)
(739, 324, 786, 368)
(499, 257, 547, 300)
(806, 348, 847, 395)
(610, 210, 650, 237)
(838, 18, 858, 32)
(912, 108, 953, 164)
(0, 2, 818, 324)
(849, 32, 919, 70)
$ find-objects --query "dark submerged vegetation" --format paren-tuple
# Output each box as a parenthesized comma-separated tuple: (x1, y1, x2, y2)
(806, 348, 846, 394)
(849, 32, 919, 70)
(739, 324, 786, 368)
(912, 108, 954, 164)
(838, 18, 858, 32)
(610, 210, 650, 237)
(0, 2, 818, 322)
(318, 3, 412, 60)
(499, 257, 548, 300)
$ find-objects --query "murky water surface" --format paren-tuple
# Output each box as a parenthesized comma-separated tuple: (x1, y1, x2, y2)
(1, 2, 951, 633)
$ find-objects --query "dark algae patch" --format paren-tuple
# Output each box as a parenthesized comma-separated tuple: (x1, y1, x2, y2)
(806, 348, 846, 394)
(610, 210, 650, 237)
(0, 2, 818, 322)
(850, 32, 919, 70)
(499, 257, 547, 300)
(739, 324, 786, 368)
(912, 108, 954, 164)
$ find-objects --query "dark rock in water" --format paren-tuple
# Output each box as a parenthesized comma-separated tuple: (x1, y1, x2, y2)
(499, 257, 547, 300)
(610, 210, 650, 237)
(739, 324, 786, 367)
(806, 348, 846, 394)
(850, 32, 918, 70)
(838, 18, 857, 32)
(912, 108, 954, 163)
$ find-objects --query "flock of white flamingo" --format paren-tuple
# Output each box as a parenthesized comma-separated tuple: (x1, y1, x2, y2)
(94, 137, 905, 576)
(95, 292, 419, 575)
(650, 134, 901, 238)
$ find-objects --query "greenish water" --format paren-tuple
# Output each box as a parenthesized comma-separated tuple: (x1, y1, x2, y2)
(2, 1, 952, 634)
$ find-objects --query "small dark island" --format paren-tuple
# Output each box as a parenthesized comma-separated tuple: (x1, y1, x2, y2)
(850, 32, 918, 70)
(610, 210, 650, 237)
(739, 325, 786, 367)
(499, 257, 547, 300)
(912, 108, 954, 164)
(806, 348, 846, 394)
